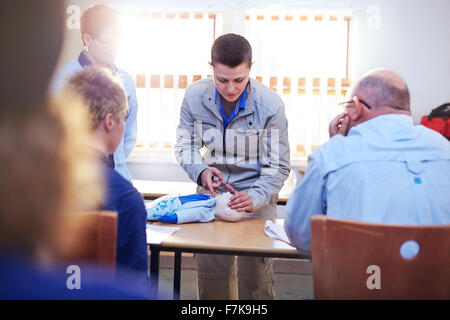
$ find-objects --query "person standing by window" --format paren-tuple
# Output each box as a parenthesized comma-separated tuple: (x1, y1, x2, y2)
(51, 4, 137, 181)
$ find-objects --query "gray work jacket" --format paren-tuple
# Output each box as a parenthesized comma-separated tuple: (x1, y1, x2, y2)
(175, 77, 290, 217)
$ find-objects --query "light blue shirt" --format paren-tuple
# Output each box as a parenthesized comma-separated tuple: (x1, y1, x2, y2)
(50, 52, 138, 181)
(285, 114, 450, 251)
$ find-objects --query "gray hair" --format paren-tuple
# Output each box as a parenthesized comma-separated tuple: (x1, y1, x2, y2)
(353, 75, 410, 111)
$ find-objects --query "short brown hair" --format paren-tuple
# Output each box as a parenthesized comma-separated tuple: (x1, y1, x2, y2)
(211, 33, 252, 68)
(65, 66, 128, 130)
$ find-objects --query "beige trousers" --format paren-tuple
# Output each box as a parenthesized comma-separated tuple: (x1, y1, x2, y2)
(197, 254, 275, 300)
(194, 189, 277, 300)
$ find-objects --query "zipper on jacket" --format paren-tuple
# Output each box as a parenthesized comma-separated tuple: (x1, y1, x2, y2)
(223, 122, 232, 186)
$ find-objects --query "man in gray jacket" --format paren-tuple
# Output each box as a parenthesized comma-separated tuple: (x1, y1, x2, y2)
(174, 33, 290, 299)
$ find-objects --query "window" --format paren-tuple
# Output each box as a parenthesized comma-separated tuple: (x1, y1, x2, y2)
(244, 9, 351, 160)
(117, 8, 351, 162)
(116, 11, 216, 157)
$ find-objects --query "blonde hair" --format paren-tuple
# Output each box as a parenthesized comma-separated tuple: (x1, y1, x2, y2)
(64, 66, 128, 130)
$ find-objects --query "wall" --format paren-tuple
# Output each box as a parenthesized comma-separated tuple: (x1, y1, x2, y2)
(349, 0, 450, 122)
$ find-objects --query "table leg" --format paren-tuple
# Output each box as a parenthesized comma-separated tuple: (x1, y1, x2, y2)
(150, 247, 160, 296)
(173, 251, 182, 300)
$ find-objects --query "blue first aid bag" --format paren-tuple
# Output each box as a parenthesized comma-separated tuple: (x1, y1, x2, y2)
(146, 194, 216, 224)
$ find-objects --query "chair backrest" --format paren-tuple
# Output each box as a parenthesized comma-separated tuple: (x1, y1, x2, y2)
(311, 215, 450, 299)
(63, 210, 118, 276)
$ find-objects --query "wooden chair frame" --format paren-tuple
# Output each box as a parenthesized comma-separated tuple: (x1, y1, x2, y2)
(311, 215, 450, 299)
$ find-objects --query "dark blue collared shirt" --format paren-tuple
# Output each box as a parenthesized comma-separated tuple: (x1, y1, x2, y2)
(215, 85, 247, 128)
(77, 51, 119, 74)
(196, 86, 248, 186)
(98, 152, 148, 286)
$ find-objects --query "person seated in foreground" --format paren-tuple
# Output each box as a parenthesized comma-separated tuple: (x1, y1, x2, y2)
(0, 1, 153, 299)
(64, 66, 149, 287)
(284, 69, 450, 251)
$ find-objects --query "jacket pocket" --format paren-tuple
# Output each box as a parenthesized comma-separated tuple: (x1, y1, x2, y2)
(194, 119, 221, 148)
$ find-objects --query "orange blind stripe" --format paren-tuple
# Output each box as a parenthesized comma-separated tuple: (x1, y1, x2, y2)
(135, 74, 145, 88)
(270, 77, 277, 92)
(150, 75, 160, 88)
(178, 75, 187, 89)
(164, 75, 174, 88)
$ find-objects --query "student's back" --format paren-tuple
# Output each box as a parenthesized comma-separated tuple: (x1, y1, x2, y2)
(317, 114, 449, 222)
(100, 159, 148, 285)
(63, 67, 148, 285)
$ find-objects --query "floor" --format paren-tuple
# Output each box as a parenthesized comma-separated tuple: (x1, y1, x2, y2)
(155, 253, 314, 300)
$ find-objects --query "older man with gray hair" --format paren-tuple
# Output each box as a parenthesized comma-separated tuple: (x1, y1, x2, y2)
(284, 69, 450, 251)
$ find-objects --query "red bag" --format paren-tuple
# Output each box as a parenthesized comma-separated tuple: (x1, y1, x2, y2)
(420, 103, 450, 140)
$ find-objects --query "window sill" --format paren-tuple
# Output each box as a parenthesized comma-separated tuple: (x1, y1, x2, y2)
(128, 148, 308, 170)
(128, 148, 178, 164)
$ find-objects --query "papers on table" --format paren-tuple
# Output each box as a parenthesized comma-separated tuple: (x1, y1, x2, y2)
(264, 220, 294, 247)
(146, 224, 180, 244)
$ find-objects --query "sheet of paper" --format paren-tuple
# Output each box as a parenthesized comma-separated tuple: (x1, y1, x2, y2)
(264, 220, 294, 247)
(146, 224, 180, 244)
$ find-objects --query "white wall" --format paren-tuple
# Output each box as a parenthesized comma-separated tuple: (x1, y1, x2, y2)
(349, 0, 450, 122)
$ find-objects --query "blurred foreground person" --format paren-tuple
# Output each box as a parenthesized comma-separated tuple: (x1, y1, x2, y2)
(0, 1, 153, 299)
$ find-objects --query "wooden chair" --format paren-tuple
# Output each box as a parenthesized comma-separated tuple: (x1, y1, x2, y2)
(311, 215, 450, 299)
(62, 210, 118, 276)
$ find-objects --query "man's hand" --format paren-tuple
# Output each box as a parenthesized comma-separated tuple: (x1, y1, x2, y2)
(329, 112, 350, 137)
(200, 168, 223, 197)
(225, 184, 253, 213)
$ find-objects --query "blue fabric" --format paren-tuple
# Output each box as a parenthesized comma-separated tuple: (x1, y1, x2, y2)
(100, 157, 148, 286)
(176, 196, 216, 224)
(146, 194, 216, 224)
(285, 114, 450, 251)
(179, 194, 211, 204)
(159, 213, 178, 224)
(146, 195, 181, 221)
(50, 51, 138, 181)
(0, 253, 154, 300)
(215, 85, 247, 128)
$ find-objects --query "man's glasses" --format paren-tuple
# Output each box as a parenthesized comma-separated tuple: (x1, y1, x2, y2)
(338, 99, 372, 110)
